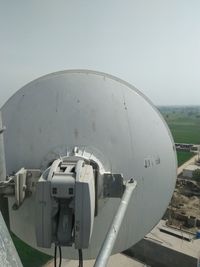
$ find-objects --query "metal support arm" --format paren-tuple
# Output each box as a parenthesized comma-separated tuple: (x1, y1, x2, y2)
(94, 179, 137, 267)
(0, 168, 41, 209)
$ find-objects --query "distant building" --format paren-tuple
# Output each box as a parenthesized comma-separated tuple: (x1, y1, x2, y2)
(175, 143, 194, 152)
(183, 164, 200, 179)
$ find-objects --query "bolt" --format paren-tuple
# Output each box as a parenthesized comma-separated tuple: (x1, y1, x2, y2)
(12, 203, 18, 210)
(27, 172, 32, 178)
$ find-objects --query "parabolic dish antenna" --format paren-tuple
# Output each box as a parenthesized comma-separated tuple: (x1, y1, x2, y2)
(1, 70, 177, 259)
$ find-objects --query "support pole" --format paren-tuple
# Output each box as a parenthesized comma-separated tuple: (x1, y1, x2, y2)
(0, 112, 9, 228)
(0, 112, 6, 181)
(0, 211, 22, 267)
(94, 179, 137, 267)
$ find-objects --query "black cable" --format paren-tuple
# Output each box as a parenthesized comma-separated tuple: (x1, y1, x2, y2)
(54, 245, 57, 267)
(78, 249, 83, 267)
(54, 245, 62, 267)
(59, 246, 62, 267)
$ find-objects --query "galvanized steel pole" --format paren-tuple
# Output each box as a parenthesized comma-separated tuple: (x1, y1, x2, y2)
(94, 179, 137, 267)
(0, 112, 6, 181)
(0, 211, 23, 267)
(0, 112, 10, 228)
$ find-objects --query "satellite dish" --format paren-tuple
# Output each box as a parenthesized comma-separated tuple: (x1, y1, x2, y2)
(1, 70, 177, 259)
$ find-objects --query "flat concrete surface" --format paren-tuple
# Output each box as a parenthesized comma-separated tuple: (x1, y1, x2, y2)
(177, 154, 198, 175)
(146, 220, 200, 258)
(43, 253, 145, 267)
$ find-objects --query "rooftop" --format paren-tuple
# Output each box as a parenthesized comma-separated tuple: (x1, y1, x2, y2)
(183, 164, 200, 172)
(146, 220, 200, 258)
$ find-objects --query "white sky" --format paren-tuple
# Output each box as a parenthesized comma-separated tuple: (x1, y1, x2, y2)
(1, 0, 200, 106)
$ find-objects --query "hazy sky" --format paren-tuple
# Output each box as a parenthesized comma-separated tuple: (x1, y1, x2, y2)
(1, 0, 200, 106)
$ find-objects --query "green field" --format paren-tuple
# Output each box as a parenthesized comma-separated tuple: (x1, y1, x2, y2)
(176, 151, 195, 167)
(159, 106, 200, 144)
(159, 106, 200, 167)
(168, 120, 200, 144)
